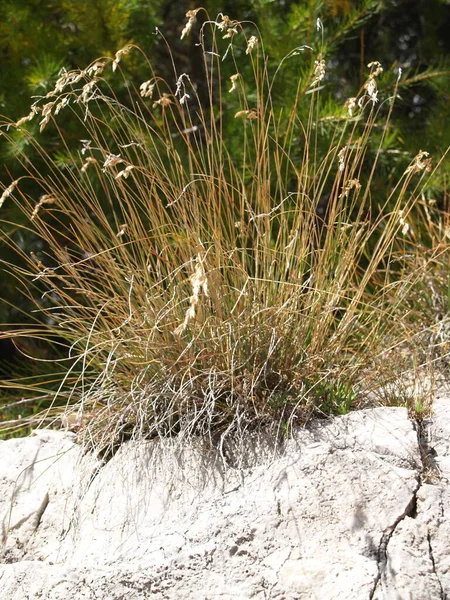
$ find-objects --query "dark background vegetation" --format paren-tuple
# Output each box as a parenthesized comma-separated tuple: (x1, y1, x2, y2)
(0, 0, 449, 385)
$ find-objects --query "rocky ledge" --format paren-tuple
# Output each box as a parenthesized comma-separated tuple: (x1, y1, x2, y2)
(1, 391, 449, 599)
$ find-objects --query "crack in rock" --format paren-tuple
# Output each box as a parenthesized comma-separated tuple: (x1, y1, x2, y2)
(370, 414, 446, 600)
(370, 476, 421, 599)
(369, 414, 426, 600)
(427, 528, 446, 599)
(415, 418, 442, 484)
(416, 417, 446, 598)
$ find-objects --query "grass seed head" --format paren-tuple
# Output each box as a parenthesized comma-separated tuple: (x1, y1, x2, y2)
(153, 93, 173, 108)
(102, 153, 124, 171)
(398, 210, 411, 235)
(339, 179, 361, 198)
(140, 80, 155, 98)
(217, 15, 232, 31)
(338, 146, 347, 172)
(15, 106, 39, 128)
(80, 79, 98, 103)
(229, 73, 240, 93)
(112, 46, 132, 72)
(246, 36, 258, 54)
(174, 253, 209, 336)
(0, 180, 19, 209)
(235, 108, 258, 119)
(115, 165, 134, 180)
(364, 77, 378, 104)
(54, 96, 70, 115)
(31, 194, 56, 220)
(87, 61, 106, 76)
(81, 157, 98, 173)
(310, 59, 326, 87)
(181, 9, 201, 40)
(175, 73, 191, 105)
(345, 97, 357, 117)
(39, 102, 55, 132)
(368, 61, 383, 77)
(116, 224, 128, 237)
(406, 150, 432, 174)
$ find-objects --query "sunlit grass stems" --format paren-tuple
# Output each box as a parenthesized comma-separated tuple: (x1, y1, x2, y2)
(0, 11, 446, 453)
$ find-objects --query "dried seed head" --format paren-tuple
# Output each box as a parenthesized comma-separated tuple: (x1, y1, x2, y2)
(31, 194, 56, 220)
(140, 80, 155, 98)
(81, 157, 98, 174)
(152, 93, 173, 108)
(345, 97, 357, 117)
(71, 71, 85, 85)
(367, 61, 383, 77)
(191, 253, 209, 299)
(15, 115, 30, 128)
(363, 63, 383, 104)
(15, 106, 40, 128)
(102, 153, 124, 171)
(229, 73, 240, 93)
(217, 16, 239, 38)
(405, 150, 432, 175)
(81, 139, 93, 155)
(364, 77, 378, 104)
(117, 224, 128, 237)
(80, 79, 98, 103)
(181, 9, 201, 40)
(52, 69, 71, 94)
(87, 61, 106, 76)
(50, 68, 87, 95)
(339, 179, 361, 199)
(223, 26, 239, 39)
(39, 101, 55, 132)
(112, 46, 132, 72)
(234, 108, 258, 119)
(338, 147, 347, 172)
(115, 166, 134, 180)
(0, 180, 19, 209)
(174, 253, 209, 336)
(41, 102, 54, 117)
(54, 96, 70, 115)
(310, 59, 326, 88)
(398, 209, 411, 235)
(246, 36, 258, 55)
(175, 73, 191, 105)
(217, 15, 231, 31)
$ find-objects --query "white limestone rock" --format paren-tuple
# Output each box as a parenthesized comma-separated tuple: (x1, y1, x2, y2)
(0, 401, 448, 599)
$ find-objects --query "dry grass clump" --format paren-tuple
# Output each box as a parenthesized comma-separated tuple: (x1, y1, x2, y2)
(0, 10, 447, 453)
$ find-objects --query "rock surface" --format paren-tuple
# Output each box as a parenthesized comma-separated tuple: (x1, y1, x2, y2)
(1, 396, 449, 599)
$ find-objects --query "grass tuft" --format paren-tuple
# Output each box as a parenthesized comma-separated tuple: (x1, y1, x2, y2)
(0, 12, 448, 454)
